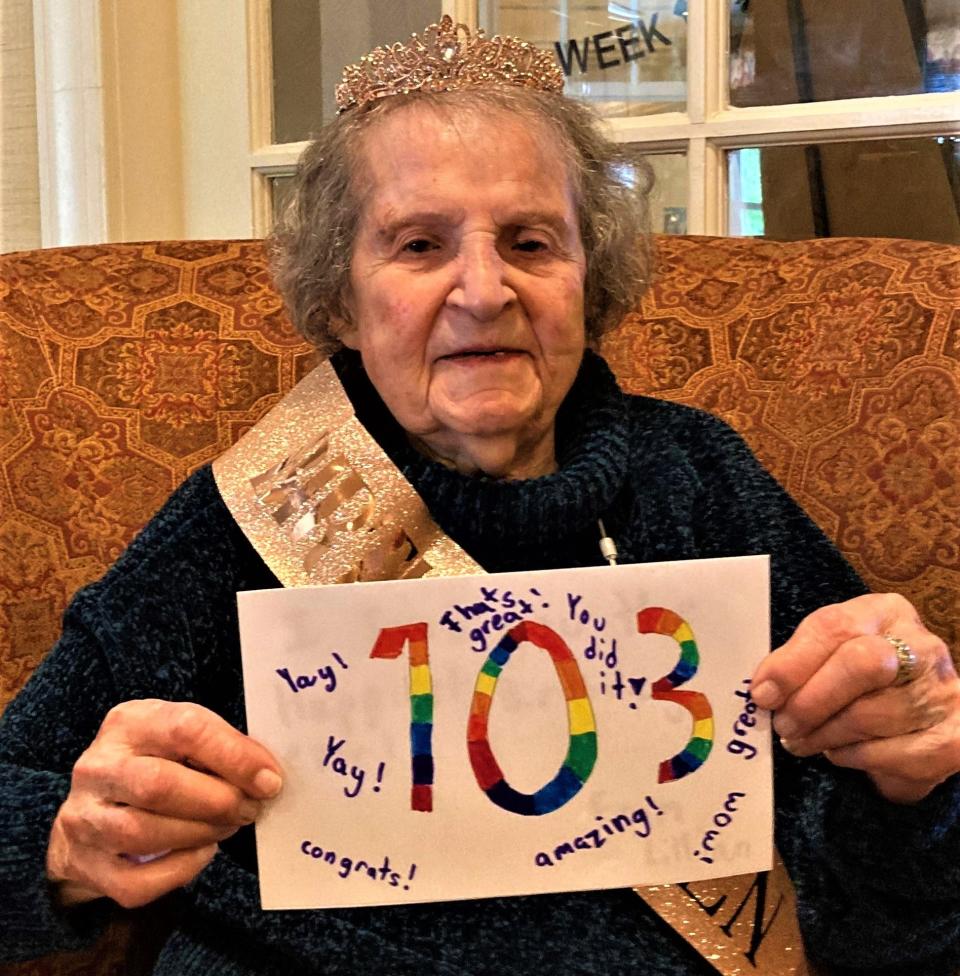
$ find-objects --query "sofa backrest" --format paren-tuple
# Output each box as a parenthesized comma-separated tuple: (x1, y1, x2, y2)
(603, 235, 959, 653)
(2, 235, 957, 714)
(0, 233, 957, 976)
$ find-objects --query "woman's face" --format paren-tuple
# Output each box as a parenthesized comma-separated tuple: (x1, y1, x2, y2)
(338, 106, 587, 479)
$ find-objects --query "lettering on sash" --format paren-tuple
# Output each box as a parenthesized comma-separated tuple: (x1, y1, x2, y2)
(675, 871, 786, 968)
(249, 431, 432, 581)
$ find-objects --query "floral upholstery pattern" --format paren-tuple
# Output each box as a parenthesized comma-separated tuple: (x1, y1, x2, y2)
(0, 234, 957, 975)
(603, 236, 959, 653)
(0, 241, 316, 976)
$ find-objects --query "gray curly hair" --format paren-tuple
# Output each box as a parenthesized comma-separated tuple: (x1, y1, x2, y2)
(269, 88, 653, 355)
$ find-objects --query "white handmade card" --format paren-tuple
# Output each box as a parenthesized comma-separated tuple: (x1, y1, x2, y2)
(239, 555, 772, 909)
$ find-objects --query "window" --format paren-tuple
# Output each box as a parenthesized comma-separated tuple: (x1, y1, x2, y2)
(249, 0, 449, 232)
(250, 0, 960, 242)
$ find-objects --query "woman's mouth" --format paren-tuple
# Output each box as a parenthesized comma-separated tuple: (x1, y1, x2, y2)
(439, 348, 525, 363)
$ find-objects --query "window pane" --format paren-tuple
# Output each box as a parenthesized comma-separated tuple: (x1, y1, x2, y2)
(730, 0, 960, 107)
(646, 152, 688, 234)
(269, 173, 297, 228)
(271, 0, 443, 141)
(483, 1, 687, 117)
(727, 137, 960, 244)
(267, 152, 689, 236)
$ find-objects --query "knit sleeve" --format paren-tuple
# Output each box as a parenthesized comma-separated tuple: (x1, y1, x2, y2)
(0, 598, 120, 959)
(668, 408, 868, 643)
(0, 467, 261, 963)
(678, 409, 960, 974)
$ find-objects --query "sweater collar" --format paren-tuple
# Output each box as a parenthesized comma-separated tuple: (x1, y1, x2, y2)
(331, 348, 631, 570)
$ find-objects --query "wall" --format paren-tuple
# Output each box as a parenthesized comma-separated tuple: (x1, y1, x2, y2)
(20, 0, 252, 246)
(177, 0, 252, 239)
(0, 0, 41, 252)
(101, 0, 251, 242)
(101, 0, 184, 241)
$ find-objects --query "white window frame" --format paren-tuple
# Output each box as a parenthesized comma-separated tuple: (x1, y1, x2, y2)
(247, 0, 472, 234)
(247, 0, 960, 238)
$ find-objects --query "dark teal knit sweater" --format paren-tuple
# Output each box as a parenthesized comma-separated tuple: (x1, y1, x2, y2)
(1, 351, 958, 975)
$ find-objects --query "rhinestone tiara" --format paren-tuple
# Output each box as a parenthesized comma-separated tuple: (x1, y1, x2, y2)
(335, 15, 564, 114)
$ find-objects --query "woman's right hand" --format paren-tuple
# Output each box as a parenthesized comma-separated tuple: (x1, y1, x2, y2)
(46, 699, 282, 909)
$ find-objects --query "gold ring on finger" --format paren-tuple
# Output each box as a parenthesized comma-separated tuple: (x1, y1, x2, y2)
(883, 634, 918, 686)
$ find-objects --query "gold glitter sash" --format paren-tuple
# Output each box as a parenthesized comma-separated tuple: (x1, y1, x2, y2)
(213, 361, 482, 585)
(213, 361, 809, 975)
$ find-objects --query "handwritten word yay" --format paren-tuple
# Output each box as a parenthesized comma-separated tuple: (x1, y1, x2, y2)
(323, 735, 385, 799)
(276, 651, 348, 693)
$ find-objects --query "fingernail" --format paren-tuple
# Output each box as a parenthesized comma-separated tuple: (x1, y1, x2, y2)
(781, 738, 818, 758)
(239, 799, 262, 823)
(253, 769, 283, 798)
(751, 680, 781, 709)
(774, 715, 799, 738)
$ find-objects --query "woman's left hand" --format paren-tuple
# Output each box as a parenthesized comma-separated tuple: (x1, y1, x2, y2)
(751, 593, 960, 804)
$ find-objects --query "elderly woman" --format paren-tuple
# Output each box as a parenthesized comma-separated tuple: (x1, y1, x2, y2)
(1, 17, 959, 976)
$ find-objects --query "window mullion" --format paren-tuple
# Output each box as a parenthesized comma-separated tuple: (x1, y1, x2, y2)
(247, 0, 275, 237)
(607, 98, 959, 150)
(703, 0, 728, 120)
(704, 139, 725, 235)
(445, 0, 478, 27)
(247, 0, 273, 153)
(701, 0, 729, 240)
(686, 135, 726, 237)
(686, 0, 706, 124)
(704, 93, 960, 143)
(686, 136, 706, 234)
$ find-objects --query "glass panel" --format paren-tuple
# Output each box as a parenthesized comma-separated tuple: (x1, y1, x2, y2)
(728, 148, 765, 236)
(269, 173, 297, 228)
(730, 0, 960, 107)
(482, 1, 687, 117)
(646, 152, 688, 234)
(268, 153, 689, 236)
(727, 137, 960, 244)
(271, 0, 443, 141)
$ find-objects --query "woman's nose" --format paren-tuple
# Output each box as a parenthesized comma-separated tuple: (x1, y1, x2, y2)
(446, 242, 516, 321)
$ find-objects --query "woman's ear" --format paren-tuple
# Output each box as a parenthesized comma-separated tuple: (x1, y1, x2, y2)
(331, 286, 360, 349)
(333, 314, 360, 349)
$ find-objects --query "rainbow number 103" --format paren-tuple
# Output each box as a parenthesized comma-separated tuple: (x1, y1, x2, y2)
(371, 607, 714, 817)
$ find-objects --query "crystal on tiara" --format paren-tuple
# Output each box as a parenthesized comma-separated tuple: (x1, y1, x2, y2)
(335, 15, 564, 114)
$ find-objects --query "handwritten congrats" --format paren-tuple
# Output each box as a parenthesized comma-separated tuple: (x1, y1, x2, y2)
(239, 555, 772, 909)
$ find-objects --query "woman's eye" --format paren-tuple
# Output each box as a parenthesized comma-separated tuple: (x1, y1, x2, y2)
(515, 238, 548, 253)
(402, 238, 436, 254)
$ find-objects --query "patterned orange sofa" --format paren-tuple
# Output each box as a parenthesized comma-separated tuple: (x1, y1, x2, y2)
(0, 235, 957, 976)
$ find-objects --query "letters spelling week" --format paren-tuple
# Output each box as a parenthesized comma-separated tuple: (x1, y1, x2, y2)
(553, 13, 672, 76)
